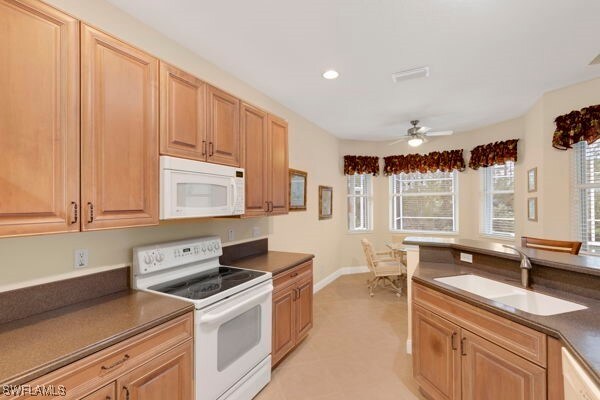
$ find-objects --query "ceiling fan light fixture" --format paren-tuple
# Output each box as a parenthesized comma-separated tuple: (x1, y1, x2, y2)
(408, 137, 424, 147)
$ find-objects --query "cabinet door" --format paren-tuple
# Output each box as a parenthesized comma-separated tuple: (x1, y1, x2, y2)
(159, 62, 207, 161)
(0, 0, 80, 237)
(272, 286, 296, 366)
(83, 383, 116, 400)
(118, 341, 193, 400)
(461, 330, 546, 400)
(267, 115, 289, 215)
(81, 24, 159, 231)
(413, 305, 461, 400)
(241, 103, 269, 217)
(207, 85, 240, 166)
(295, 277, 313, 343)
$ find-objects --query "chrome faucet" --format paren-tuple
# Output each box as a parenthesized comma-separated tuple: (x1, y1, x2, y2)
(503, 245, 533, 288)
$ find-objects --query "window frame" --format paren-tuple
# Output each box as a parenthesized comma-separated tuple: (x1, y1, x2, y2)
(389, 170, 459, 235)
(573, 141, 600, 255)
(346, 174, 374, 233)
(480, 161, 516, 239)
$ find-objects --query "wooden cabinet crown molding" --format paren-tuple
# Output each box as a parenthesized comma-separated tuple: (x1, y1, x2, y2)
(80, 24, 159, 231)
(0, 0, 80, 237)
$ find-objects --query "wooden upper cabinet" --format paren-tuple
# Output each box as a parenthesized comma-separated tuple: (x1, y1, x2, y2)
(0, 0, 80, 237)
(461, 330, 546, 400)
(268, 115, 289, 215)
(81, 24, 159, 231)
(413, 305, 461, 400)
(241, 103, 269, 216)
(160, 62, 207, 161)
(207, 85, 241, 166)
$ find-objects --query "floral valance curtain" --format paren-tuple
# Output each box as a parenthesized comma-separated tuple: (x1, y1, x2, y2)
(552, 104, 600, 150)
(383, 150, 466, 175)
(343, 155, 380, 176)
(468, 139, 519, 170)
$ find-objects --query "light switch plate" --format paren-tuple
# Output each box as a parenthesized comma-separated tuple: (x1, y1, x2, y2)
(74, 249, 89, 268)
(227, 229, 235, 241)
(460, 252, 473, 263)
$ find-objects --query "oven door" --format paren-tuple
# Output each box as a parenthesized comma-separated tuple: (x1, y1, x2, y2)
(161, 169, 237, 219)
(195, 281, 272, 400)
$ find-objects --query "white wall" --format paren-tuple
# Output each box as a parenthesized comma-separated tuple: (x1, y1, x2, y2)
(0, 0, 344, 287)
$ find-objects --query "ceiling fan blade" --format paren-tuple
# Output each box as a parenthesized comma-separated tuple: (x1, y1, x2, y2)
(389, 137, 411, 145)
(425, 130, 454, 137)
(417, 126, 431, 134)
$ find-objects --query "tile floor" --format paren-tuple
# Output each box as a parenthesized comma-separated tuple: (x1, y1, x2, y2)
(255, 273, 424, 400)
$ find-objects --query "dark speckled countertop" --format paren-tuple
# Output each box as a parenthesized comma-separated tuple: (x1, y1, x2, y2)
(229, 251, 314, 275)
(413, 261, 600, 385)
(0, 290, 193, 386)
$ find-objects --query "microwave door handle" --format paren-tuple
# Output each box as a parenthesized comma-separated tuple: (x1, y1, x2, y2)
(198, 285, 273, 326)
(231, 180, 237, 212)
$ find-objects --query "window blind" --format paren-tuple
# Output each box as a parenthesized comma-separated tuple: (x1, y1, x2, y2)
(481, 162, 515, 237)
(347, 174, 372, 231)
(390, 171, 457, 233)
(572, 141, 600, 254)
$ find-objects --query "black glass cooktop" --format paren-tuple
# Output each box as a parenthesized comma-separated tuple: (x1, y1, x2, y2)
(148, 266, 266, 300)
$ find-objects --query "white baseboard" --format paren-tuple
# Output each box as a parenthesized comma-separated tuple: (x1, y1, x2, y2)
(313, 266, 369, 293)
(406, 339, 412, 354)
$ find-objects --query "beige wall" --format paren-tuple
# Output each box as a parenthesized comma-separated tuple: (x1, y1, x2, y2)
(0, 0, 344, 287)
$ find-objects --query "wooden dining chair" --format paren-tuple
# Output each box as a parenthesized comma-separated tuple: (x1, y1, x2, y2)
(520, 236, 582, 255)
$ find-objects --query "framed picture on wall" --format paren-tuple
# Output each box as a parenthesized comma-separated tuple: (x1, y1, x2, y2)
(528, 197, 538, 221)
(318, 185, 333, 220)
(289, 169, 307, 211)
(528, 168, 537, 192)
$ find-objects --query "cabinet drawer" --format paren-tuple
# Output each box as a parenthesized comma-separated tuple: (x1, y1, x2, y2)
(13, 313, 193, 399)
(413, 283, 547, 367)
(273, 261, 313, 293)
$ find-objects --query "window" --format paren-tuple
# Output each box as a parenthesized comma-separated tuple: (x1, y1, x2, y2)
(390, 171, 458, 233)
(573, 140, 600, 254)
(347, 174, 373, 231)
(481, 162, 515, 237)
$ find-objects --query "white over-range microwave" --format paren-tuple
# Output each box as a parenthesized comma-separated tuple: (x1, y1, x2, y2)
(160, 156, 245, 219)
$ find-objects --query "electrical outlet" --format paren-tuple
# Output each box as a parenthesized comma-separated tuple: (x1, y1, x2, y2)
(228, 229, 234, 241)
(252, 226, 261, 237)
(460, 252, 473, 263)
(74, 249, 89, 268)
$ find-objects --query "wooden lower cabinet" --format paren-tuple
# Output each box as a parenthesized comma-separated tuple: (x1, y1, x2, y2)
(413, 283, 549, 400)
(117, 341, 193, 400)
(11, 313, 193, 400)
(413, 305, 461, 400)
(272, 261, 313, 367)
(461, 330, 546, 400)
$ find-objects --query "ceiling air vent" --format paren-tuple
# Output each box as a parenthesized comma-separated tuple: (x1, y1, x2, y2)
(590, 54, 600, 65)
(392, 66, 429, 83)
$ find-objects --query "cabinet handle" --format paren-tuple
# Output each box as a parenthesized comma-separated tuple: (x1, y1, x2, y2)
(101, 354, 130, 370)
(122, 386, 130, 400)
(451, 332, 458, 350)
(209, 142, 214, 156)
(264, 202, 269, 212)
(87, 202, 94, 223)
(268, 201, 273, 212)
(202, 140, 207, 156)
(290, 272, 298, 277)
(70, 202, 78, 224)
(460, 337, 467, 356)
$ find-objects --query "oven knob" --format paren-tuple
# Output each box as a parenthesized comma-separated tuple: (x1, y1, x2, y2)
(214, 242, 221, 250)
(202, 244, 206, 252)
(143, 254, 153, 264)
(156, 252, 165, 262)
(207, 243, 213, 251)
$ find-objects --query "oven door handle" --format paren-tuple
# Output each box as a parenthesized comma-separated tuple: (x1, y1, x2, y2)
(199, 285, 273, 326)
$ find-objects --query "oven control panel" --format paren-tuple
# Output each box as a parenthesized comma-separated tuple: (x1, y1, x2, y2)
(133, 236, 223, 275)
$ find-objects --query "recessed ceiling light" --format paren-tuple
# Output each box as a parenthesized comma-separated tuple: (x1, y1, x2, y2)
(322, 70, 339, 80)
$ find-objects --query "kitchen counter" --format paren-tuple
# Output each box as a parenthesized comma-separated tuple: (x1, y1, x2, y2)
(0, 289, 193, 386)
(412, 259, 600, 385)
(404, 236, 600, 276)
(229, 251, 314, 275)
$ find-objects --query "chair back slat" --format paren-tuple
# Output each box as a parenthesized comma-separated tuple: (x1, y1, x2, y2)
(361, 239, 376, 272)
(520, 236, 582, 255)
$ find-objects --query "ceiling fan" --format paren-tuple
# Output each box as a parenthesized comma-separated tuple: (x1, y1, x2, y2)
(389, 120, 454, 147)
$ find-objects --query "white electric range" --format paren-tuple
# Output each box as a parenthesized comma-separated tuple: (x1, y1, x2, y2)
(132, 236, 272, 400)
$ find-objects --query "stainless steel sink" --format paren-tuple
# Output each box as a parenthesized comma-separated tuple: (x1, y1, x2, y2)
(434, 274, 587, 316)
